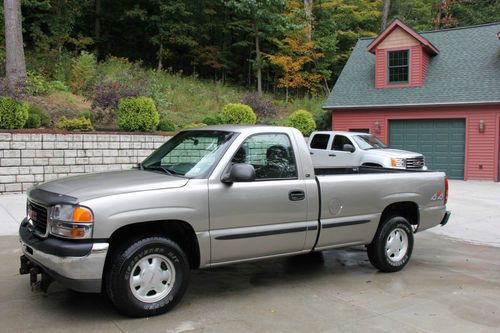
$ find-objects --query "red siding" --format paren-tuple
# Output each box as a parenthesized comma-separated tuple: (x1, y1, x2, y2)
(331, 105, 500, 181)
(375, 46, 427, 88)
(422, 51, 430, 80)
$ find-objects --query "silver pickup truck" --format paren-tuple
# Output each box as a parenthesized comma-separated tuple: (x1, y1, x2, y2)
(19, 125, 450, 317)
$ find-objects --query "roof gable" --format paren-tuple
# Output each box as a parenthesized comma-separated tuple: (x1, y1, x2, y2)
(324, 22, 500, 109)
(367, 19, 439, 55)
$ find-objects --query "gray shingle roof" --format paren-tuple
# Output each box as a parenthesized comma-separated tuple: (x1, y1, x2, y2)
(324, 22, 500, 109)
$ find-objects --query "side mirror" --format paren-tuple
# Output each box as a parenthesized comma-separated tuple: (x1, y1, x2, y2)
(343, 144, 355, 153)
(221, 163, 256, 184)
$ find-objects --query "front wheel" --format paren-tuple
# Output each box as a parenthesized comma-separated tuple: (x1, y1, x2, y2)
(367, 216, 414, 272)
(105, 236, 190, 317)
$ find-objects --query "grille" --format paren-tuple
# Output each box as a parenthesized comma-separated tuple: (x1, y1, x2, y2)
(28, 201, 48, 235)
(406, 157, 425, 169)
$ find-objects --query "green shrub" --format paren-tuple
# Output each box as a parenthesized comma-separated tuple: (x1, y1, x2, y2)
(184, 123, 207, 128)
(220, 103, 256, 125)
(26, 105, 51, 128)
(117, 97, 159, 132)
(70, 51, 97, 94)
(79, 111, 95, 123)
(55, 116, 94, 132)
(0, 97, 29, 129)
(158, 118, 176, 132)
(202, 115, 222, 125)
(288, 110, 316, 136)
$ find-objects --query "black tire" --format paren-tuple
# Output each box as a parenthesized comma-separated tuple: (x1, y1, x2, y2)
(367, 216, 414, 272)
(105, 236, 190, 317)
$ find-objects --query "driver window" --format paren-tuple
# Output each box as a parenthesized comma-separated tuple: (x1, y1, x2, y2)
(231, 133, 297, 180)
(331, 135, 354, 151)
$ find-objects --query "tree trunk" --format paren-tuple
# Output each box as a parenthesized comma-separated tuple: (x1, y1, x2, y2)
(253, 22, 262, 96)
(435, 0, 445, 29)
(304, 0, 313, 42)
(381, 0, 391, 31)
(95, 0, 101, 58)
(157, 36, 163, 71)
(4, 0, 26, 95)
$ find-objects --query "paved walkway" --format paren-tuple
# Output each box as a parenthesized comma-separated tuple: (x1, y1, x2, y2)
(1, 180, 499, 247)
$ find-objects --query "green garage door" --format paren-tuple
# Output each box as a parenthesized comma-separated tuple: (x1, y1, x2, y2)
(389, 119, 465, 179)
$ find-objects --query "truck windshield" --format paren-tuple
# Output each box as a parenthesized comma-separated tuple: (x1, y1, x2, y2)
(352, 134, 388, 150)
(141, 130, 235, 178)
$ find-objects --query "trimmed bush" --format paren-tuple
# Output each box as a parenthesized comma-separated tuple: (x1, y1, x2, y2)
(117, 97, 159, 132)
(202, 115, 222, 125)
(70, 51, 97, 94)
(56, 116, 94, 132)
(288, 109, 316, 136)
(220, 103, 256, 125)
(0, 97, 29, 129)
(158, 118, 176, 132)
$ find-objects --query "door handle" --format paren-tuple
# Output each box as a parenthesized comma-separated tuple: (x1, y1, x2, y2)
(329, 153, 336, 157)
(289, 190, 305, 201)
(310, 151, 314, 155)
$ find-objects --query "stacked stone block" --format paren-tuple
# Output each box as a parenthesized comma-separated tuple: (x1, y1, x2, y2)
(0, 132, 170, 193)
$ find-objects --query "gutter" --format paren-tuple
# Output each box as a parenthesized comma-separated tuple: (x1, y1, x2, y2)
(322, 100, 500, 110)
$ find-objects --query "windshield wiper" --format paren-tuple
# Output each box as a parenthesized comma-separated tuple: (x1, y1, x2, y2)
(142, 164, 177, 176)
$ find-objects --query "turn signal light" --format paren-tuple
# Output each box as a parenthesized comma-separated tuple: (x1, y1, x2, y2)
(72, 207, 93, 222)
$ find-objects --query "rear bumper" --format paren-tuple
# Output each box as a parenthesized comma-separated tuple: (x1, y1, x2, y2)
(440, 211, 451, 226)
(19, 221, 108, 293)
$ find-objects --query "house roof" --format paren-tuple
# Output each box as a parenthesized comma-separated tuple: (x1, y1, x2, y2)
(324, 22, 500, 110)
(367, 19, 439, 55)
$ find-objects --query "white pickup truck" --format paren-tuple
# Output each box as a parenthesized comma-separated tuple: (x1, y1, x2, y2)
(309, 131, 426, 170)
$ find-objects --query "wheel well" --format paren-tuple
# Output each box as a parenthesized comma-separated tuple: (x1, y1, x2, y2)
(380, 202, 419, 227)
(362, 163, 382, 167)
(107, 220, 200, 269)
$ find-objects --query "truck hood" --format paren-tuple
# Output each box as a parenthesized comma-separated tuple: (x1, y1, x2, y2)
(29, 170, 189, 203)
(366, 148, 423, 158)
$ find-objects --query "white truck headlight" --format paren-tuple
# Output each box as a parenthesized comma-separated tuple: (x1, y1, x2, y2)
(49, 204, 94, 239)
(391, 158, 406, 169)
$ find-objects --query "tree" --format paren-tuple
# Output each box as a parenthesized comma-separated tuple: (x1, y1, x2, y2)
(3, 0, 26, 94)
(227, 0, 286, 96)
(381, 0, 391, 31)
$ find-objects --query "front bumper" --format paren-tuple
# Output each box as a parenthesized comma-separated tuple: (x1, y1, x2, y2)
(19, 221, 108, 293)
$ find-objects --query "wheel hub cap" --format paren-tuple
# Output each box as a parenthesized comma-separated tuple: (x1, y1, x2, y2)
(129, 254, 175, 303)
(385, 228, 408, 262)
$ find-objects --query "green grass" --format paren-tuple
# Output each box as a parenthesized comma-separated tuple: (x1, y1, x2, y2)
(26, 55, 331, 130)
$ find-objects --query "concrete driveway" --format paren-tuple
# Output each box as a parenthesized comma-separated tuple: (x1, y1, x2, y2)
(0, 180, 499, 332)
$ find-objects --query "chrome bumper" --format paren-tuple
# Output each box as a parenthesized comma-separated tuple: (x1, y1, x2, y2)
(20, 240, 108, 292)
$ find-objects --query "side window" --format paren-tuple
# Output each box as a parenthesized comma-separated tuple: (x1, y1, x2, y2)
(331, 135, 354, 151)
(310, 134, 330, 149)
(231, 133, 297, 180)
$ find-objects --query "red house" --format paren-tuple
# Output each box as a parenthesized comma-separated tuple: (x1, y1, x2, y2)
(324, 20, 500, 180)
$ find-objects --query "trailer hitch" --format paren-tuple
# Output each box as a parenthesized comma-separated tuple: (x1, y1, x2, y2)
(20, 255, 54, 293)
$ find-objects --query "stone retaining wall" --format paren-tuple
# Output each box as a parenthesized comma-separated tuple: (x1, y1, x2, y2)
(0, 132, 171, 193)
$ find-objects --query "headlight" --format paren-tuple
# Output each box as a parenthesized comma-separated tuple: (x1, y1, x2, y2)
(49, 204, 94, 239)
(391, 158, 406, 169)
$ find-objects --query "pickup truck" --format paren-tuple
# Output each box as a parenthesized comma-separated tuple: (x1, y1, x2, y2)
(19, 125, 450, 317)
(309, 131, 427, 170)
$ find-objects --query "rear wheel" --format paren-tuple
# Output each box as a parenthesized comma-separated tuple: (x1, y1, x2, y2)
(105, 236, 190, 317)
(367, 216, 413, 272)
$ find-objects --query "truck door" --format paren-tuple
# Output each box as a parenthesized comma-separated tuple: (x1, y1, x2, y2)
(309, 133, 334, 168)
(208, 132, 311, 264)
(327, 135, 357, 167)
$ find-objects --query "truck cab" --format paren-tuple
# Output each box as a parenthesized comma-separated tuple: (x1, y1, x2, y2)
(309, 131, 427, 170)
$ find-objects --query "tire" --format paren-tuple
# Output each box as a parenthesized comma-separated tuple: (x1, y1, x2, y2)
(105, 236, 190, 317)
(367, 216, 414, 272)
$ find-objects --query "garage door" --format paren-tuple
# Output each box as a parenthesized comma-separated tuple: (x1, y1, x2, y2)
(389, 119, 465, 179)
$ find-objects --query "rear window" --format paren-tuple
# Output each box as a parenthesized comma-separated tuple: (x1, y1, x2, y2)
(310, 134, 330, 150)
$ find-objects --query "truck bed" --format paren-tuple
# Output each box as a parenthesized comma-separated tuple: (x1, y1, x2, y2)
(314, 165, 430, 176)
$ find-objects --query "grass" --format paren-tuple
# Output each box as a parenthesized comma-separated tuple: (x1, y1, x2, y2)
(26, 55, 330, 130)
